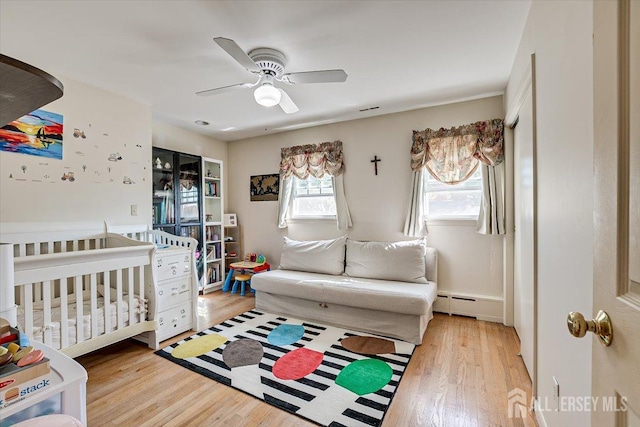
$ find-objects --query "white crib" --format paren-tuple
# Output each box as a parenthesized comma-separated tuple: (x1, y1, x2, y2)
(0, 222, 159, 358)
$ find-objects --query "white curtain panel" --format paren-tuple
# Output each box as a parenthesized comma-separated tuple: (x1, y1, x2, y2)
(477, 162, 506, 235)
(277, 175, 294, 228)
(403, 168, 427, 237)
(333, 174, 352, 231)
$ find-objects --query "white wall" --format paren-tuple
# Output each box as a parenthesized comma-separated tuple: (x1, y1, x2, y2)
(505, 2, 594, 426)
(427, 221, 504, 298)
(151, 121, 228, 206)
(0, 76, 152, 226)
(227, 96, 504, 299)
(0, 77, 228, 229)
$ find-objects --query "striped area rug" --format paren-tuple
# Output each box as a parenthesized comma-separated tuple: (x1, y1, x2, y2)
(155, 310, 415, 427)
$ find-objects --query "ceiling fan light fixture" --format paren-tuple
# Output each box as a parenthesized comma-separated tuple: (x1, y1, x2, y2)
(200, 38, 345, 115)
(254, 83, 281, 107)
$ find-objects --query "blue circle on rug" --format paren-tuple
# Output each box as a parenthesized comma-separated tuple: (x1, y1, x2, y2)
(268, 324, 305, 346)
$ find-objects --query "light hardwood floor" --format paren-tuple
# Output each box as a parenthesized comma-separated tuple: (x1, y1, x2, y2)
(77, 292, 537, 426)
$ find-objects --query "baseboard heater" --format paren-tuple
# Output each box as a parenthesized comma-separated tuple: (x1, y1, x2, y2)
(433, 292, 503, 323)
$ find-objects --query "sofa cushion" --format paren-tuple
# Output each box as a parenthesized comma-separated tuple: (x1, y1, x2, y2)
(345, 239, 427, 284)
(279, 236, 346, 275)
(251, 269, 436, 316)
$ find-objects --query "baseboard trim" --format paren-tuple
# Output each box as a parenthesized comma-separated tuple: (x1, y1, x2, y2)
(433, 291, 503, 323)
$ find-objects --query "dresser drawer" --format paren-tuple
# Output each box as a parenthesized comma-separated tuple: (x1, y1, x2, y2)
(156, 277, 191, 311)
(155, 251, 191, 280)
(157, 302, 192, 340)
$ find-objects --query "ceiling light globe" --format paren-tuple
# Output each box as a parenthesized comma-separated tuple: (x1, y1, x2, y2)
(254, 84, 281, 107)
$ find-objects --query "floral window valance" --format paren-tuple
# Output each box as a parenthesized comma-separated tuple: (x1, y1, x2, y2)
(411, 119, 504, 184)
(280, 140, 345, 179)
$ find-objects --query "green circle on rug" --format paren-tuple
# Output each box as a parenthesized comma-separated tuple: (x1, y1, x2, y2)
(268, 324, 305, 346)
(341, 336, 396, 355)
(335, 359, 393, 395)
(172, 334, 227, 359)
(222, 339, 264, 368)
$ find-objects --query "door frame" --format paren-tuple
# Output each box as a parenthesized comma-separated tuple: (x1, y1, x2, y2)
(505, 54, 538, 398)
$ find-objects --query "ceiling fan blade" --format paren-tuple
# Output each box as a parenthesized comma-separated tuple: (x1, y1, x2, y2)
(213, 37, 261, 74)
(278, 89, 299, 114)
(196, 82, 254, 97)
(282, 69, 348, 84)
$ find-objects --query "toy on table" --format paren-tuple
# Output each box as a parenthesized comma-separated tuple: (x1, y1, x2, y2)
(244, 253, 266, 263)
(0, 317, 40, 369)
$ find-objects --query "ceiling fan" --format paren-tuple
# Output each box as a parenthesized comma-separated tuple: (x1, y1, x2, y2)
(196, 37, 348, 114)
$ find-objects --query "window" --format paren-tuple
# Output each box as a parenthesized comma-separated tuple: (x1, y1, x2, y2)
(179, 179, 200, 222)
(424, 167, 482, 219)
(291, 175, 336, 218)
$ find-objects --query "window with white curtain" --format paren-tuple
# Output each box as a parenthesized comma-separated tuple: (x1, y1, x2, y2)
(291, 175, 336, 218)
(423, 167, 482, 219)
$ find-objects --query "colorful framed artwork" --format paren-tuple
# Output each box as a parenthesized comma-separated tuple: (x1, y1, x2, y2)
(250, 173, 279, 201)
(0, 109, 63, 159)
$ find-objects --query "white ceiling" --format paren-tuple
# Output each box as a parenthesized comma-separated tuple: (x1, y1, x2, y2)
(0, 1, 530, 142)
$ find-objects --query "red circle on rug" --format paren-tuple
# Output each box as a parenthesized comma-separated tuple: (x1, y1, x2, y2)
(272, 348, 323, 380)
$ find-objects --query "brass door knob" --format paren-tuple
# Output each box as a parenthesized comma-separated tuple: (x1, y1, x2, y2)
(567, 310, 613, 346)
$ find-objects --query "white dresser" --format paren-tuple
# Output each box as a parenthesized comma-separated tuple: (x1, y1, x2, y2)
(145, 245, 198, 347)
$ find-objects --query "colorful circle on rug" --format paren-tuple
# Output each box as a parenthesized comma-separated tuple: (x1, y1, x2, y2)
(171, 333, 227, 359)
(267, 324, 305, 346)
(222, 338, 264, 368)
(335, 358, 393, 395)
(272, 348, 323, 380)
(341, 336, 396, 355)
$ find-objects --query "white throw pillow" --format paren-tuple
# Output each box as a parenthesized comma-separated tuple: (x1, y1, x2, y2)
(345, 239, 428, 283)
(279, 236, 346, 275)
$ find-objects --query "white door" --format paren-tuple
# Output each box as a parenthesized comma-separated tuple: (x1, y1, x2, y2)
(589, 0, 640, 424)
(513, 85, 535, 381)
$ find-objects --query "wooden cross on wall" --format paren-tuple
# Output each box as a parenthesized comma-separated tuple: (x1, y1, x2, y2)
(371, 155, 381, 175)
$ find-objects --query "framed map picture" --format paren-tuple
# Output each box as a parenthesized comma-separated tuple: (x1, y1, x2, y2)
(250, 174, 279, 201)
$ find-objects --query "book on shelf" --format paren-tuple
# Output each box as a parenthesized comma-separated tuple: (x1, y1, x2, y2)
(205, 181, 218, 197)
(207, 264, 221, 284)
(153, 199, 175, 224)
(206, 243, 221, 261)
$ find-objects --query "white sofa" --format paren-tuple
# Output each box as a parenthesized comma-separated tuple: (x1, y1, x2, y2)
(251, 237, 438, 345)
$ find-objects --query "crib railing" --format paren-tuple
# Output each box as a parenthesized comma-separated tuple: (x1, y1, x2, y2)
(12, 234, 158, 358)
(145, 230, 197, 250)
(1, 222, 108, 258)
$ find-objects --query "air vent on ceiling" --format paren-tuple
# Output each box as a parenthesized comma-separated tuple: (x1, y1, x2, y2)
(359, 106, 380, 112)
